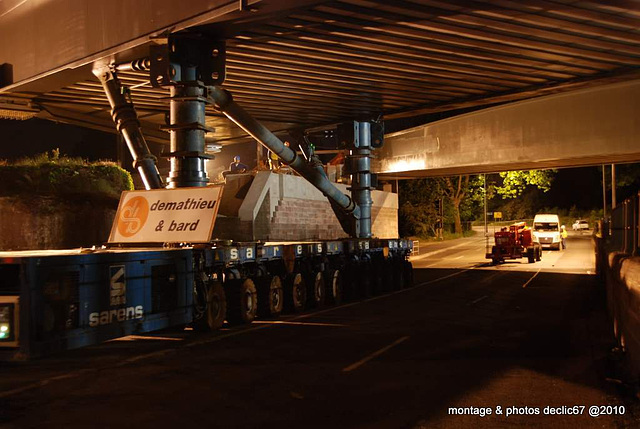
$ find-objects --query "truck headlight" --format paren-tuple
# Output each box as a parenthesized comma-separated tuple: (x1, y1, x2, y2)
(0, 297, 19, 347)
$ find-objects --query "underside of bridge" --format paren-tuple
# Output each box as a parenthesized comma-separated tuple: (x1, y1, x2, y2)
(0, 0, 639, 171)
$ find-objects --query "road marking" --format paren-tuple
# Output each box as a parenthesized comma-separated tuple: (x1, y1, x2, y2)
(342, 336, 410, 373)
(0, 369, 92, 399)
(469, 295, 488, 305)
(522, 269, 542, 288)
(255, 320, 346, 327)
(109, 335, 184, 342)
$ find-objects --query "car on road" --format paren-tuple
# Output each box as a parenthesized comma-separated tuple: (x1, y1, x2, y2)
(532, 213, 562, 250)
(572, 219, 589, 231)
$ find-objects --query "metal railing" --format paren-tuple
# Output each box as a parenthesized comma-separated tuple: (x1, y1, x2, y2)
(608, 191, 639, 255)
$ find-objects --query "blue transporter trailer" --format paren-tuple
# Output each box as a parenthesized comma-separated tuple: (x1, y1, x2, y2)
(0, 239, 412, 360)
(0, 31, 413, 359)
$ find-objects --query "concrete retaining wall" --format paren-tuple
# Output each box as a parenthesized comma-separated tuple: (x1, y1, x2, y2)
(213, 171, 398, 241)
(0, 196, 116, 250)
(601, 246, 640, 382)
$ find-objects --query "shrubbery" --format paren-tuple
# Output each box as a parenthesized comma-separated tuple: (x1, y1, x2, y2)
(0, 150, 133, 200)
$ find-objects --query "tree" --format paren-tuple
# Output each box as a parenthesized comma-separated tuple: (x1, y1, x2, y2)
(398, 178, 443, 237)
(494, 170, 556, 199)
(399, 175, 484, 237)
(442, 175, 469, 234)
(610, 163, 640, 202)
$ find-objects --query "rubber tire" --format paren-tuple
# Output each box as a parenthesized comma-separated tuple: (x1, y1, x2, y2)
(527, 248, 535, 263)
(308, 271, 326, 308)
(392, 259, 405, 290)
(403, 260, 414, 288)
(226, 278, 258, 325)
(193, 281, 226, 331)
(369, 261, 385, 295)
(344, 262, 360, 301)
(325, 269, 343, 305)
(257, 275, 283, 318)
(381, 259, 394, 292)
(284, 272, 306, 313)
(358, 262, 373, 298)
(535, 245, 542, 261)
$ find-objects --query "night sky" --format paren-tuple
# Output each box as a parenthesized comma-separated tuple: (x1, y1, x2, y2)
(545, 167, 604, 210)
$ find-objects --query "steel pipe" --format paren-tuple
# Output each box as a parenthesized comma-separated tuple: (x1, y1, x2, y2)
(166, 65, 209, 188)
(349, 122, 373, 238)
(93, 67, 163, 190)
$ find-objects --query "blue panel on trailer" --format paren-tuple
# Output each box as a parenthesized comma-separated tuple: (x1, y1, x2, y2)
(10, 248, 194, 358)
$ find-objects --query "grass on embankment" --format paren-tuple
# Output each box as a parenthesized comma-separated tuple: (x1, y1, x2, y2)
(0, 150, 133, 200)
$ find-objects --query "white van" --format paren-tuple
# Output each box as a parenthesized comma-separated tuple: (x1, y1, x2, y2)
(532, 214, 562, 250)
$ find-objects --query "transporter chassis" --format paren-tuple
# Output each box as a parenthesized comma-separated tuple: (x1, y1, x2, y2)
(0, 32, 413, 359)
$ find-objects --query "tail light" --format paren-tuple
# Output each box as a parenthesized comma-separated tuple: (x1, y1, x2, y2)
(0, 296, 19, 347)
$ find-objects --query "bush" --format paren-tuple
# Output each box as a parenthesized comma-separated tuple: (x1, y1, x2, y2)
(0, 150, 133, 200)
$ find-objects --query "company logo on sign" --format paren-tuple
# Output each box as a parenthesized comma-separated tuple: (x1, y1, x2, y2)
(110, 266, 126, 306)
(89, 306, 144, 327)
(117, 196, 149, 237)
(109, 186, 223, 244)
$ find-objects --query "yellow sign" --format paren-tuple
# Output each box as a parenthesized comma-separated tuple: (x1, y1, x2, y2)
(494, 211, 502, 219)
(109, 186, 223, 243)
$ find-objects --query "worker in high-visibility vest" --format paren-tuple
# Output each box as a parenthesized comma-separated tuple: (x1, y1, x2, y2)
(561, 225, 568, 249)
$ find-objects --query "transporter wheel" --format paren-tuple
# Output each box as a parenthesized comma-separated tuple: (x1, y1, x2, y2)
(193, 281, 227, 331)
(527, 248, 535, 263)
(359, 261, 373, 299)
(392, 258, 405, 290)
(257, 275, 283, 318)
(226, 278, 258, 325)
(284, 272, 307, 313)
(380, 259, 394, 292)
(491, 257, 500, 266)
(325, 269, 343, 305)
(345, 259, 361, 301)
(308, 271, 326, 308)
(369, 260, 384, 295)
(535, 245, 542, 261)
(403, 260, 414, 288)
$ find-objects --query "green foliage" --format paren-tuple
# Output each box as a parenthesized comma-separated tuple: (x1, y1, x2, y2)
(602, 163, 640, 202)
(0, 150, 133, 200)
(399, 178, 443, 237)
(399, 176, 481, 238)
(495, 170, 556, 199)
(459, 175, 485, 221)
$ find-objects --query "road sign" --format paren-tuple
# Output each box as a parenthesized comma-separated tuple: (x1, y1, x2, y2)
(494, 211, 502, 219)
(109, 186, 223, 243)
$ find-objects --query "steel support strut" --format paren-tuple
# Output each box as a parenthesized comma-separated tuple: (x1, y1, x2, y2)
(348, 122, 373, 238)
(165, 67, 210, 188)
(93, 66, 163, 190)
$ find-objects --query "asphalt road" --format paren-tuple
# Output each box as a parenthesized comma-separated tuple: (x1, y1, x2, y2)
(1, 231, 638, 428)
